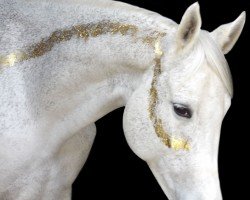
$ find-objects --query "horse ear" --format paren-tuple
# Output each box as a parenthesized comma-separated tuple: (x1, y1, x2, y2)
(210, 12, 246, 54)
(176, 2, 201, 51)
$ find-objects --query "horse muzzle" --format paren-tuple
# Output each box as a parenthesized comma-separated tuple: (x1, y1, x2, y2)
(147, 159, 223, 200)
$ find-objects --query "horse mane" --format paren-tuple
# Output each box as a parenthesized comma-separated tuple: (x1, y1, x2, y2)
(199, 31, 233, 97)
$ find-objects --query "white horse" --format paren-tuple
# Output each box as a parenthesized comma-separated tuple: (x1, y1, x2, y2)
(0, 0, 245, 199)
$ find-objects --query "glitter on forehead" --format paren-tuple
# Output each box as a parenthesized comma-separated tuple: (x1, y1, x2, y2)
(148, 35, 190, 151)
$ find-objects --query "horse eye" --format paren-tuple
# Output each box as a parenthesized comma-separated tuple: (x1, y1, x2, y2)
(173, 103, 192, 119)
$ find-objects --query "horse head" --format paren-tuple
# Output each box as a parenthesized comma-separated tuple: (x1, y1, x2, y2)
(123, 3, 245, 199)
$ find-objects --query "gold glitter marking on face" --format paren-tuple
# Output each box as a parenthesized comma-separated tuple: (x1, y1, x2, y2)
(148, 36, 190, 151)
(0, 21, 138, 69)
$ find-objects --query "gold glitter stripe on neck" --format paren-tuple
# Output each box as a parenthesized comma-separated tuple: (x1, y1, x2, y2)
(148, 36, 190, 151)
(0, 21, 138, 69)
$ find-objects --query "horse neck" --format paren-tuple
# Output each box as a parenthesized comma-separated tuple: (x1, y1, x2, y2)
(1, 0, 176, 136)
(58, 2, 174, 123)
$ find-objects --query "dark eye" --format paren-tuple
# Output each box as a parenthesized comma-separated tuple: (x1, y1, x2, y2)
(173, 103, 192, 119)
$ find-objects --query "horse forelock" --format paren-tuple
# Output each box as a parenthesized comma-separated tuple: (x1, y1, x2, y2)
(198, 31, 233, 97)
(170, 30, 233, 98)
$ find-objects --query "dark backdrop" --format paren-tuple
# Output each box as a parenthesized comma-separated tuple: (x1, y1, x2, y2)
(72, 0, 250, 199)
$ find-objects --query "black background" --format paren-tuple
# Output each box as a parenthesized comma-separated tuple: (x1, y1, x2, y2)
(72, 0, 250, 199)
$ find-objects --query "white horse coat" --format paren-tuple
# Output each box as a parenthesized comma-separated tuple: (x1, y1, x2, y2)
(0, 0, 245, 199)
